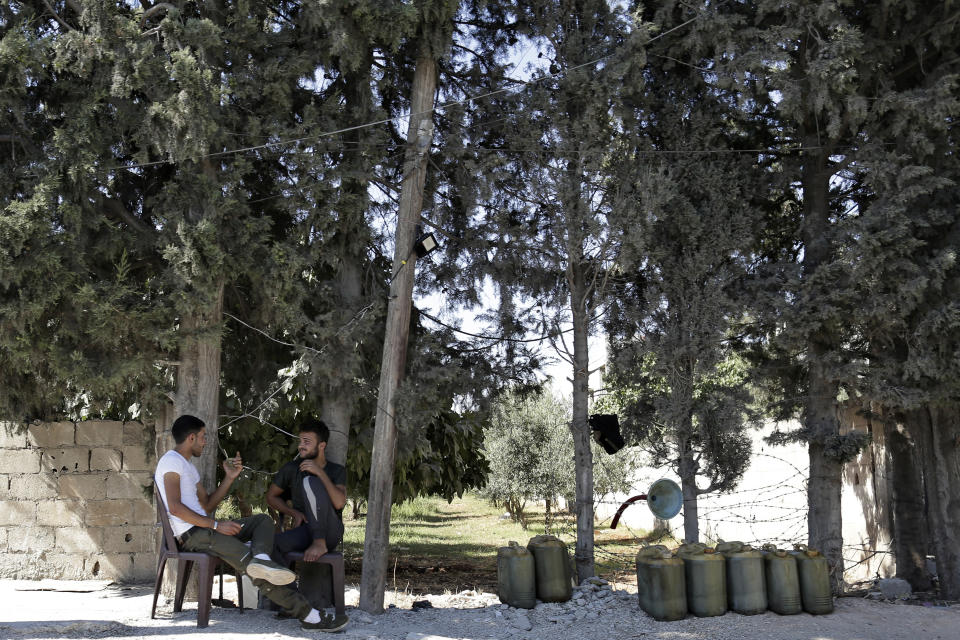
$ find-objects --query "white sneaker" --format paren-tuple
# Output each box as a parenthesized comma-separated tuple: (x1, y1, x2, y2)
(246, 559, 296, 585)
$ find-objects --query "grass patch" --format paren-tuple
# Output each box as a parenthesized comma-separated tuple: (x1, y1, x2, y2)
(341, 493, 649, 593)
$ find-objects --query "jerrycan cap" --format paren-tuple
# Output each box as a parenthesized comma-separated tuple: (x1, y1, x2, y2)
(637, 545, 673, 560)
(676, 542, 707, 556)
(528, 534, 564, 548)
(501, 540, 530, 556)
(792, 543, 821, 557)
(715, 541, 743, 554)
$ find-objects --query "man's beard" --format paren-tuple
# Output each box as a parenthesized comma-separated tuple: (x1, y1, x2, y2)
(300, 447, 319, 460)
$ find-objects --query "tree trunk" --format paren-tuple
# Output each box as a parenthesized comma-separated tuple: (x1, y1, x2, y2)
(678, 445, 700, 543)
(801, 129, 844, 592)
(174, 281, 224, 492)
(358, 43, 437, 614)
(925, 404, 960, 598)
(806, 342, 844, 591)
(567, 235, 594, 584)
(887, 410, 932, 590)
(321, 59, 373, 467)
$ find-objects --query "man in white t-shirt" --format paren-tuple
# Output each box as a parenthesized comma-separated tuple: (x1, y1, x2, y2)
(155, 414, 348, 632)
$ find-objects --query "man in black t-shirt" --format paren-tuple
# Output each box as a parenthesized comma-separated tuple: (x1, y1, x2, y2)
(267, 418, 346, 561)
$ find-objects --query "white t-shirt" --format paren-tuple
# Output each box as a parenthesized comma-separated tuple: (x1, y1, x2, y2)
(155, 450, 208, 537)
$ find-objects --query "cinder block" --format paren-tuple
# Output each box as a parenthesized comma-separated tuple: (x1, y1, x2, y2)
(28, 421, 75, 447)
(121, 445, 154, 472)
(38, 500, 84, 526)
(0, 552, 32, 579)
(97, 551, 156, 582)
(42, 553, 88, 580)
(123, 421, 149, 445)
(89, 552, 135, 580)
(59, 474, 108, 500)
(9, 474, 59, 500)
(41, 448, 90, 473)
(127, 551, 157, 581)
(103, 525, 157, 553)
(85, 499, 133, 526)
(7, 525, 54, 552)
(55, 527, 103, 554)
(0, 526, 7, 551)
(0, 476, 9, 499)
(90, 448, 122, 472)
(132, 498, 155, 524)
(0, 450, 41, 474)
(76, 421, 123, 446)
(106, 473, 152, 500)
(0, 422, 28, 448)
(0, 500, 37, 525)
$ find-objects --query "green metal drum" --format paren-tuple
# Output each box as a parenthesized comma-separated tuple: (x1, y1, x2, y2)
(636, 546, 687, 621)
(677, 544, 727, 617)
(527, 535, 572, 603)
(790, 545, 833, 615)
(763, 548, 802, 615)
(717, 542, 767, 615)
(497, 541, 536, 609)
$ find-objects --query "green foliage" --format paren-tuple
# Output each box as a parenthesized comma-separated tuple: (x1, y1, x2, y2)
(482, 389, 638, 528)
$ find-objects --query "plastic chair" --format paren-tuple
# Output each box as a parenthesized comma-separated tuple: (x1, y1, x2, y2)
(268, 503, 346, 615)
(151, 486, 244, 628)
(281, 550, 346, 616)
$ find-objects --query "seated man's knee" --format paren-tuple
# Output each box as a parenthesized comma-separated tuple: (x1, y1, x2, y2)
(251, 513, 273, 527)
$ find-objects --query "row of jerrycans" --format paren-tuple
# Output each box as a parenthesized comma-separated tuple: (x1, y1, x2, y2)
(636, 542, 833, 621)
(497, 535, 573, 608)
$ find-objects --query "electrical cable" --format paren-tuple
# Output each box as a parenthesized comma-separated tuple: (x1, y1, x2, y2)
(112, 16, 702, 172)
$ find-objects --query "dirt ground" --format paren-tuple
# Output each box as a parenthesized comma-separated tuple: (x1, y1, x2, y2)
(2, 576, 959, 640)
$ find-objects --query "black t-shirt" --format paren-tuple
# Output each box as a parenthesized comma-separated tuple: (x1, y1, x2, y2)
(272, 458, 347, 518)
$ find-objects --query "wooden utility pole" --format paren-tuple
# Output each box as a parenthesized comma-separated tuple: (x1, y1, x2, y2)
(359, 43, 437, 614)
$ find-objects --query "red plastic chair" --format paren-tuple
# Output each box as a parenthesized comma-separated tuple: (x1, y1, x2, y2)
(151, 486, 244, 628)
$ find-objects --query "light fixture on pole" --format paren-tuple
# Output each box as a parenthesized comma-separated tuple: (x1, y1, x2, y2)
(413, 225, 440, 258)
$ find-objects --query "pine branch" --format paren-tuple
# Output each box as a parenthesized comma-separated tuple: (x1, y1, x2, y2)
(141, 3, 177, 26)
(40, 0, 76, 31)
(100, 196, 154, 238)
(0, 134, 40, 156)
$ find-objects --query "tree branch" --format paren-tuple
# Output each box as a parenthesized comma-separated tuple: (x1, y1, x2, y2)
(100, 196, 154, 238)
(142, 3, 178, 26)
(40, 0, 76, 31)
(0, 134, 40, 157)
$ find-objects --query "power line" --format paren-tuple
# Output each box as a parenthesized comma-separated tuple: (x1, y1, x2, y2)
(113, 15, 701, 172)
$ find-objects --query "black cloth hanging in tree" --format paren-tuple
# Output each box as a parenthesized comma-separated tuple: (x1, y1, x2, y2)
(589, 414, 625, 454)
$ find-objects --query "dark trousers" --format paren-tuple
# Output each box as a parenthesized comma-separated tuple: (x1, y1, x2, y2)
(275, 476, 344, 555)
(180, 513, 312, 619)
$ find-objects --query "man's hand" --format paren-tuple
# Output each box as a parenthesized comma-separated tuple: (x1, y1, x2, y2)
(304, 539, 328, 562)
(287, 510, 306, 529)
(299, 458, 324, 477)
(216, 520, 243, 536)
(223, 451, 243, 480)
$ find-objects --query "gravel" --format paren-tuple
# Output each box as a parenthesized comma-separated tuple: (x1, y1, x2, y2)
(1, 578, 958, 640)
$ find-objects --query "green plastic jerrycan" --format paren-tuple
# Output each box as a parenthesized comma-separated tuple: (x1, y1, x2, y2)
(636, 545, 687, 621)
(790, 545, 833, 615)
(527, 535, 573, 602)
(676, 544, 727, 617)
(763, 547, 802, 615)
(717, 542, 767, 615)
(497, 541, 536, 609)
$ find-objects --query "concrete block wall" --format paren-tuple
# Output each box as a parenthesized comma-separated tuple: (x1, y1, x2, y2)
(0, 420, 156, 582)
